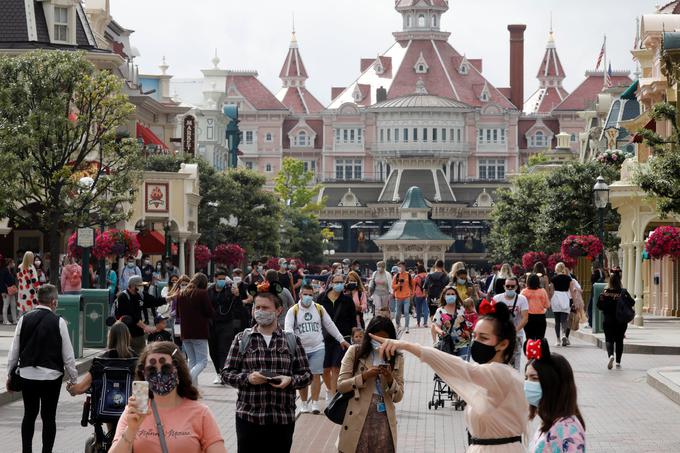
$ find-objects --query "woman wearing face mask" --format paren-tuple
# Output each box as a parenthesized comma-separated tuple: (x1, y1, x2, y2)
(285, 284, 349, 414)
(368, 261, 391, 317)
(110, 341, 227, 453)
(177, 273, 215, 385)
(346, 271, 367, 329)
(371, 300, 528, 452)
(337, 316, 404, 453)
(152, 260, 168, 290)
(165, 275, 189, 347)
(60, 253, 83, 295)
(524, 339, 586, 452)
(432, 286, 470, 358)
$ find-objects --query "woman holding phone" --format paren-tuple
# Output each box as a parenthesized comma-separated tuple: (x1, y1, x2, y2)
(111, 341, 227, 453)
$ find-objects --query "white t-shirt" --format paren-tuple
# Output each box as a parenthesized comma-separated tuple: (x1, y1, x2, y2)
(493, 293, 529, 339)
(284, 303, 345, 353)
(261, 334, 272, 347)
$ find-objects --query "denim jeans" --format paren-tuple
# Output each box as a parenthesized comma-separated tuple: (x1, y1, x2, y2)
(183, 339, 209, 385)
(395, 298, 411, 329)
(414, 296, 429, 326)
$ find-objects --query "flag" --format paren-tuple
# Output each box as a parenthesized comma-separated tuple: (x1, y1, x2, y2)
(595, 39, 605, 70)
(605, 62, 613, 88)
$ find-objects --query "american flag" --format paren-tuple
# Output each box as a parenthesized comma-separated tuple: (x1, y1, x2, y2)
(595, 39, 606, 70)
(605, 62, 613, 88)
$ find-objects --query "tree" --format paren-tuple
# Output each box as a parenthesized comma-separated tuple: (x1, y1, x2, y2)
(0, 50, 143, 283)
(274, 157, 326, 263)
(635, 103, 680, 216)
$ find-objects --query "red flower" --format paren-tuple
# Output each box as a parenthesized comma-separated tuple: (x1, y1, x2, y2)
(646, 226, 680, 260)
(213, 244, 246, 268)
(194, 244, 212, 269)
(561, 235, 603, 260)
(522, 252, 548, 272)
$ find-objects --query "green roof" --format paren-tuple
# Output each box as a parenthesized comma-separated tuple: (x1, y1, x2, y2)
(377, 220, 452, 241)
(620, 80, 639, 100)
(401, 186, 428, 209)
(663, 32, 680, 51)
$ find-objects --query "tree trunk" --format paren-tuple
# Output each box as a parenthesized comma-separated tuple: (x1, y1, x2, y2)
(48, 223, 61, 287)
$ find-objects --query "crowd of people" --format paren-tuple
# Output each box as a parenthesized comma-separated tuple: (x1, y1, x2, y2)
(3, 252, 636, 453)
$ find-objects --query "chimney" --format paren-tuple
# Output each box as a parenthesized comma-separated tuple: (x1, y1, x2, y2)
(376, 86, 387, 103)
(507, 24, 526, 111)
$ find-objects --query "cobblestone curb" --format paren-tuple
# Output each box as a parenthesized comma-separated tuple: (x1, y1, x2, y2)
(647, 366, 680, 406)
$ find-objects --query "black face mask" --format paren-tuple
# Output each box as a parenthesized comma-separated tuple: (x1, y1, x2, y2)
(470, 340, 498, 364)
(346, 282, 358, 291)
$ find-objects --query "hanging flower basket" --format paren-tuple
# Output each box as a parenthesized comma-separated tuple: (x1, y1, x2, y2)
(511, 264, 523, 277)
(521, 252, 548, 272)
(595, 149, 631, 166)
(561, 235, 603, 260)
(213, 244, 246, 268)
(94, 229, 140, 259)
(547, 253, 577, 272)
(194, 244, 212, 270)
(645, 226, 680, 260)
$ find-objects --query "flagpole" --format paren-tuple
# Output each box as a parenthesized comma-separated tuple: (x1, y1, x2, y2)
(603, 34, 608, 89)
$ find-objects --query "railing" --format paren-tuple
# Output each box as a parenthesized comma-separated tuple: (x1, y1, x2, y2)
(319, 173, 385, 183)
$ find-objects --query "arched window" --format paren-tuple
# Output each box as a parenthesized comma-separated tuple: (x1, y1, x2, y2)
(532, 131, 546, 147)
(432, 15, 437, 27)
(418, 15, 425, 27)
(295, 131, 308, 147)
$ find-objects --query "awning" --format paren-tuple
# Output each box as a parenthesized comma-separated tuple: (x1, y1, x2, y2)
(620, 80, 639, 100)
(136, 123, 168, 150)
(137, 230, 165, 255)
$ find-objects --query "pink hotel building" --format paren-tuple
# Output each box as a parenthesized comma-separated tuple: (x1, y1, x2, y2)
(177, 0, 630, 265)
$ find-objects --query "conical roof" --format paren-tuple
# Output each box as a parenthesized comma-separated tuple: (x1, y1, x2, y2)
(401, 186, 428, 209)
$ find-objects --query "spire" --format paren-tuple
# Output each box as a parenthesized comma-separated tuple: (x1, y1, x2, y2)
(536, 26, 565, 87)
(211, 49, 220, 69)
(279, 26, 308, 87)
(159, 56, 169, 75)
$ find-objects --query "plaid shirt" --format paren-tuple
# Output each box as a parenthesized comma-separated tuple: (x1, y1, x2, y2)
(222, 326, 311, 425)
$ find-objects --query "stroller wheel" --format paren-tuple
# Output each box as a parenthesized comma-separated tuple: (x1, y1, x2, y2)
(84, 435, 96, 453)
(428, 401, 432, 410)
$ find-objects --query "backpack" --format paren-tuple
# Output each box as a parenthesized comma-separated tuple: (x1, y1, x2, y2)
(292, 303, 324, 331)
(425, 271, 448, 301)
(238, 327, 297, 356)
(89, 357, 137, 423)
(615, 290, 635, 324)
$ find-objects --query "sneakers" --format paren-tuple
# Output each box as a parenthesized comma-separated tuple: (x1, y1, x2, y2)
(561, 336, 568, 347)
(405, 329, 410, 334)
(607, 356, 615, 370)
(565, 337, 571, 346)
(616, 363, 622, 369)
(213, 375, 222, 385)
(310, 400, 321, 414)
(2, 321, 10, 325)
(325, 392, 334, 402)
(300, 400, 311, 413)
(554, 341, 561, 347)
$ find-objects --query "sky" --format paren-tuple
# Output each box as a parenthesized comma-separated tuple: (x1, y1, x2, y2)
(109, 0, 660, 106)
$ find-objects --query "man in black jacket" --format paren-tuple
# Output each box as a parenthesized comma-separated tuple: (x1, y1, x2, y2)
(317, 272, 355, 400)
(208, 269, 247, 385)
(424, 259, 450, 315)
(6, 284, 78, 453)
(114, 275, 165, 355)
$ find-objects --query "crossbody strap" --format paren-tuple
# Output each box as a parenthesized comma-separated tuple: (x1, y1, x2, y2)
(150, 399, 169, 453)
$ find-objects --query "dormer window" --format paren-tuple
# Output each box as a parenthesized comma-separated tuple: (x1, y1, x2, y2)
(375, 62, 384, 75)
(294, 131, 311, 147)
(54, 7, 69, 42)
(353, 85, 363, 102)
(530, 131, 547, 148)
(459, 61, 469, 75)
(418, 14, 426, 27)
(480, 92, 489, 102)
(414, 52, 429, 74)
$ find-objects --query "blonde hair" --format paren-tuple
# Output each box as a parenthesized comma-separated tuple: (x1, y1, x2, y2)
(498, 263, 512, 279)
(20, 251, 34, 270)
(346, 271, 365, 292)
(463, 297, 475, 311)
(555, 262, 567, 275)
(450, 261, 465, 277)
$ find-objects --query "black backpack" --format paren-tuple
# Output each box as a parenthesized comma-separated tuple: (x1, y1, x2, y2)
(615, 290, 635, 324)
(425, 272, 448, 301)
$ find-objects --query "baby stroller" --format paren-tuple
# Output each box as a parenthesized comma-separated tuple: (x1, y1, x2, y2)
(428, 315, 468, 411)
(81, 357, 137, 453)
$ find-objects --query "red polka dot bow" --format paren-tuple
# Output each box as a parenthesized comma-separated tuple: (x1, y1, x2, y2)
(478, 299, 495, 316)
(526, 339, 542, 360)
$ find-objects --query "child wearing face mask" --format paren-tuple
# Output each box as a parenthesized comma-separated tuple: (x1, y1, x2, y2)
(284, 284, 349, 414)
(524, 339, 586, 452)
(346, 271, 367, 329)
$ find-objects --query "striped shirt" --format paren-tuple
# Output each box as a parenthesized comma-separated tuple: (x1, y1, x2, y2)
(222, 326, 311, 425)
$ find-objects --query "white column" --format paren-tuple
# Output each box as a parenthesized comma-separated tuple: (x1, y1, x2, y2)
(626, 244, 635, 292)
(178, 240, 186, 275)
(634, 241, 645, 326)
(188, 239, 196, 276)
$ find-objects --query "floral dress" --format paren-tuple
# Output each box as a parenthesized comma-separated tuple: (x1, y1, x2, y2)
(530, 416, 586, 452)
(16, 264, 39, 314)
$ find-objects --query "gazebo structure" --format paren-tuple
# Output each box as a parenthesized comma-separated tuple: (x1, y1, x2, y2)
(374, 186, 454, 265)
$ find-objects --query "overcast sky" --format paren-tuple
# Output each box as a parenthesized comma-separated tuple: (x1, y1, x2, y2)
(110, 0, 658, 105)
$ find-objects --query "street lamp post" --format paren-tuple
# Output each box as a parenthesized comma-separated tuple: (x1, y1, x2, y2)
(593, 175, 610, 270)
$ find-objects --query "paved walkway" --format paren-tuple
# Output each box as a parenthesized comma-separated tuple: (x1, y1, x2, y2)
(0, 323, 679, 452)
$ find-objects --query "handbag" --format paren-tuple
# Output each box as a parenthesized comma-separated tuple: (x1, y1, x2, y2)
(7, 285, 17, 296)
(7, 364, 22, 392)
(324, 348, 361, 425)
(150, 398, 170, 453)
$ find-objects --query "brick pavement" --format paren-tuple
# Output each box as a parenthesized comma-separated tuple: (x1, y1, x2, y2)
(0, 325, 679, 452)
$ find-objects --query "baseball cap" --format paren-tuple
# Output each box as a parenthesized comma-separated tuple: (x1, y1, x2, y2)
(128, 275, 144, 288)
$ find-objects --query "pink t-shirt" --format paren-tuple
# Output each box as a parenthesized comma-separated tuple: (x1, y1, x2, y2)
(113, 398, 223, 453)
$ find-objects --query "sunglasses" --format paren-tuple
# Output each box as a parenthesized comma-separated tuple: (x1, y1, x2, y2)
(505, 285, 517, 290)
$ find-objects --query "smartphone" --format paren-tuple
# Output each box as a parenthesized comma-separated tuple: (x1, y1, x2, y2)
(131, 381, 149, 414)
(233, 276, 241, 285)
(268, 377, 282, 385)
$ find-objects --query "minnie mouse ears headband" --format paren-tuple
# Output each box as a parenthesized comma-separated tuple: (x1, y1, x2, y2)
(525, 338, 551, 362)
(478, 298, 495, 316)
(247, 280, 284, 298)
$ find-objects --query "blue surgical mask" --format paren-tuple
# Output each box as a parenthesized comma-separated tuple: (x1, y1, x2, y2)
(371, 339, 382, 350)
(457, 278, 466, 285)
(333, 283, 344, 293)
(127, 262, 135, 269)
(524, 380, 542, 407)
(505, 289, 517, 298)
(301, 295, 314, 307)
(215, 279, 226, 289)
(445, 295, 457, 305)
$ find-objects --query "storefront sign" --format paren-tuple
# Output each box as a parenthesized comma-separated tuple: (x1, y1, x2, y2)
(77, 228, 94, 248)
(145, 182, 169, 213)
(183, 115, 196, 155)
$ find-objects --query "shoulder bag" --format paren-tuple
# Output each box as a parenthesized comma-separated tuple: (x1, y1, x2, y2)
(150, 398, 170, 453)
(324, 348, 361, 425)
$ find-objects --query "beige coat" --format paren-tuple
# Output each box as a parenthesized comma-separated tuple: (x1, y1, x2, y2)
(336, 344, 404, 453)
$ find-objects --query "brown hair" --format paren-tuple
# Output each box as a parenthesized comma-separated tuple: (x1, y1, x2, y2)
(438, 285, 461, 307)
(136, 341, 199, 400)
(181, 272, 209, 297)
(255, 292, 282, 309)
(108, 321, 133, 358)
(345, 271, 365, 293)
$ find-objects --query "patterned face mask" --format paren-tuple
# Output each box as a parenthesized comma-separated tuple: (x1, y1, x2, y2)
(145, 364, 179, 396)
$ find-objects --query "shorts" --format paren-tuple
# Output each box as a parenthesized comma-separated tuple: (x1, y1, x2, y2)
(307, 348, 325, 375)
(323, 341, 345, 369)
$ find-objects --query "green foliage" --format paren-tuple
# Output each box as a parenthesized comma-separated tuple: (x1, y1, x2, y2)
(527, 153, 549, 167)
(634, 101, 680, 216)
(487, 161, 620, 263)
(0, 50, 143, 282)
(280, 209, 323, 264)
(274, 157, 324, 213)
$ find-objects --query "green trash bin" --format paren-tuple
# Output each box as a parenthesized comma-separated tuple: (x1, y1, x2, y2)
(154, 281, 168, 299)
(57, 294, 83, 359)
(591, 282, 606, 334)
(81, 289, 110, 349)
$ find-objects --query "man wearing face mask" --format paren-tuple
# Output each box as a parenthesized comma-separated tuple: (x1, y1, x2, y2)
(244, 260, 264, 286)
(277, 258, 296, 300)
(223, 289, 311, 453)
(6, 284, 78, 453)
(140, 255, 154, 286)
(164, 258, 180, 278)
(493, 276, 529, 372)
(114, 276, 165, 355)
(284, 284, 349, 414)
(208, 269, 247, 385)
(318, 273, 357, 401)
(118, 255, 141, 292)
